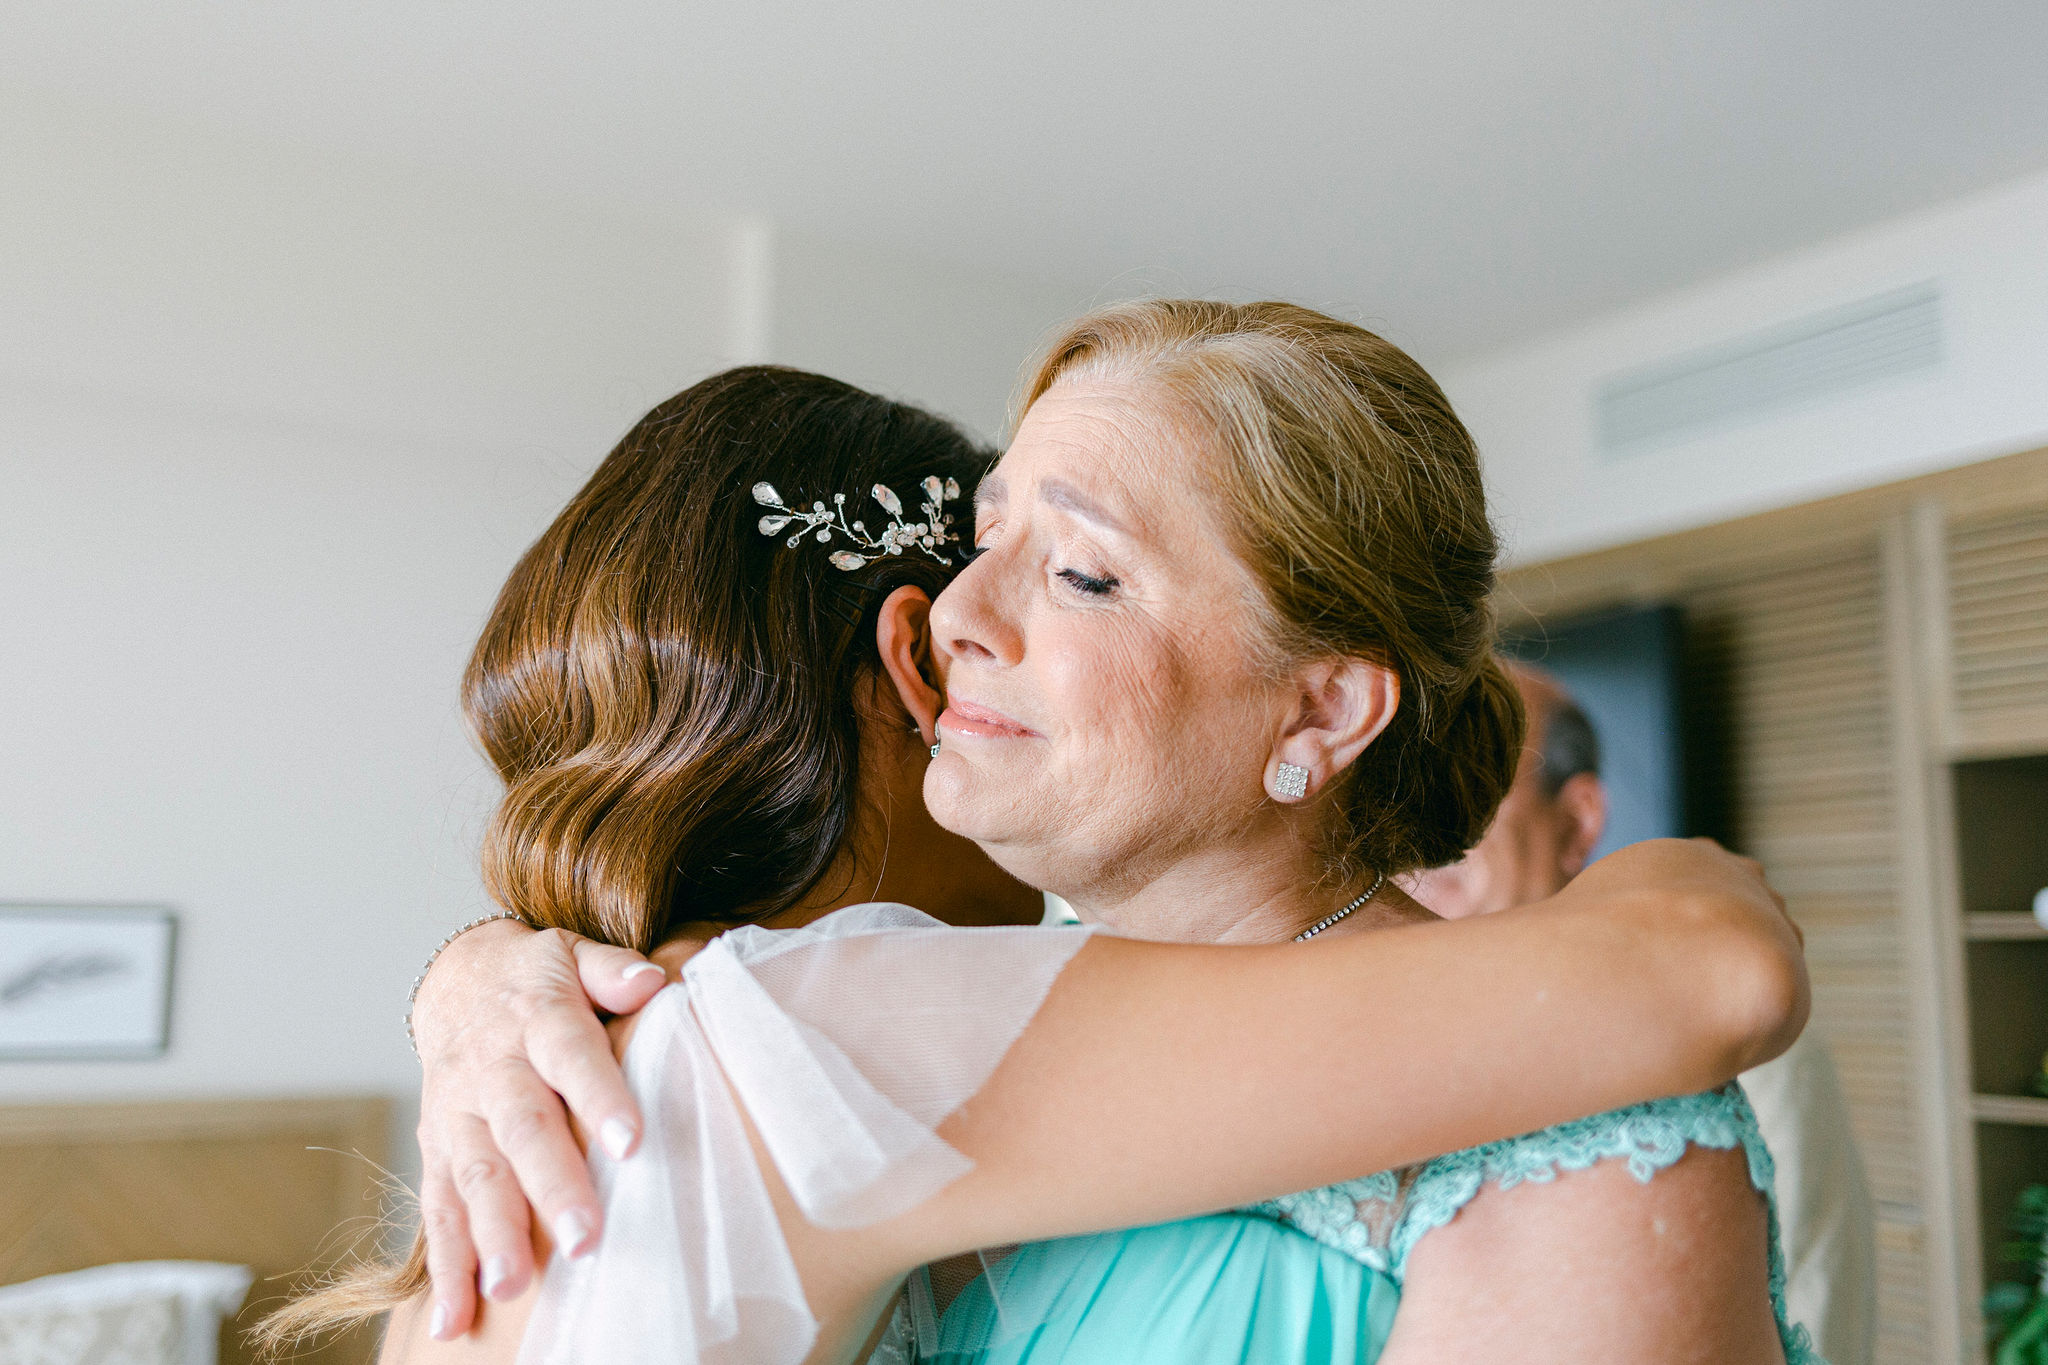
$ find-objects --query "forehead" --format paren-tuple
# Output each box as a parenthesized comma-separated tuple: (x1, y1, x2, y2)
(987, 378, 1219, 533)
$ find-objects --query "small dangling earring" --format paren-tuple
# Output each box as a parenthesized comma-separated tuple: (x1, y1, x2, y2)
(1273, 762, 1309, 800)
(930, 741, 942, 759)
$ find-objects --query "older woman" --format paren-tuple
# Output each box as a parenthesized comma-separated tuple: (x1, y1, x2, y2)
(356, 309, 1814, 1364)
(905, 302, 1809, 1364)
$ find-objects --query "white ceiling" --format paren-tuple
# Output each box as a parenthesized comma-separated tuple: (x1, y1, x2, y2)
(12, 0, 2048, 360)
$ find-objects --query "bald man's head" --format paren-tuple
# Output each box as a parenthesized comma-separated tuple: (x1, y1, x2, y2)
(1401, 662, 1609, 918)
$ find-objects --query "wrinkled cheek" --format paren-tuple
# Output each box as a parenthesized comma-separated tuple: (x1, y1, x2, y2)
(1145, 658, 1267, 791)
(1040, 626, 1187, 793)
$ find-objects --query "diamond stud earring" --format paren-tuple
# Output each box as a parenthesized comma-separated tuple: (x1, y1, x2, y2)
(930, 742, 942, 759)
(1274, 762, 1309, 800)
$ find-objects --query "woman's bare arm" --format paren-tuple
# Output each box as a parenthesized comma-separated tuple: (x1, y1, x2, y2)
(901, 838, 1803, 1259)
(385, 837, 1802, 1360)
(405, 837, 1803, 1336)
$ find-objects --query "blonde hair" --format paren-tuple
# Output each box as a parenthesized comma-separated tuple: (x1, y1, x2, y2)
(1023, 299, 1523, 875)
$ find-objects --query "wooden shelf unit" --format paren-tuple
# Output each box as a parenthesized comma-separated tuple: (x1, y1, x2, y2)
(1972, 1095, 2048, 1127)
(1953, 752, 2048, 1318)
(1966, 914, 2048, 942)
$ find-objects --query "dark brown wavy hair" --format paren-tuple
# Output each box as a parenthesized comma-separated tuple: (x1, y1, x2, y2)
(465, 365, 989, 950)
(254, 365, 989, 1355)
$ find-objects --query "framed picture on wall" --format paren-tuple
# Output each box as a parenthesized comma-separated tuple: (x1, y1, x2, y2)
(0, 905, 176, 1059)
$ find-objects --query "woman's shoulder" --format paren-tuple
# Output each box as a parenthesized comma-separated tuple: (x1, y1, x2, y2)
(1384, 1085, 1825, 1364)
(1416, 1083, 1771, 1192)
(1250, 1086, 1822, 1362)
(1247, 1085, 1774, 1282)
(1390, 1084, 1773, 1267)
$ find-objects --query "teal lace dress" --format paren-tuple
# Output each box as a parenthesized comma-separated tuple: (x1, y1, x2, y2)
(880, 1084, 1824, 1364)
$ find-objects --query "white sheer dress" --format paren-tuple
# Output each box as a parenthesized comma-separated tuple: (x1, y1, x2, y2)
(515, 902, 1094, 1365)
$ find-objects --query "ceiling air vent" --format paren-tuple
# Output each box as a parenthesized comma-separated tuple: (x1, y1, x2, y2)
(1596, 282, 1942, 455)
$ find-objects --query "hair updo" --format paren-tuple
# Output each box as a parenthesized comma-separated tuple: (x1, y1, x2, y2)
(1020, 299, 1524, 876)
(465, 365, 990, 951)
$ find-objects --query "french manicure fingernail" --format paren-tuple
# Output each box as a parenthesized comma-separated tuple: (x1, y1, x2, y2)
(600, 1117, 637, 1160)
(481, 1256, 513, 1301)
(555, 1208, 596, 1259)
(428, 1302, 452, 1339)
(622, 962, 665, 982)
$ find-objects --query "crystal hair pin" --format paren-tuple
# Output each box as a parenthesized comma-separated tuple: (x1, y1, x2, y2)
(753, 476, 964, 570)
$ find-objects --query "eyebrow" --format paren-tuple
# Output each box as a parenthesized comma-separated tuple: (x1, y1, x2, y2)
(973, 475, 1007, 518)
(972, 473, 1131, 536)
(1039, 478, 1128, 534)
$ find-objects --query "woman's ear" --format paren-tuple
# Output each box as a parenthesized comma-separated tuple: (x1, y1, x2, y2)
(874, 585, 945, 744)
(1267, 657, 1400, 803)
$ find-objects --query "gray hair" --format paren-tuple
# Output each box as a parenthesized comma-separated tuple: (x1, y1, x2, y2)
(1537, 696, 1601, 797)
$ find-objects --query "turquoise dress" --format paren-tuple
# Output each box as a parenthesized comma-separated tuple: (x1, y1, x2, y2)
(878, 1085, 1824, 1364)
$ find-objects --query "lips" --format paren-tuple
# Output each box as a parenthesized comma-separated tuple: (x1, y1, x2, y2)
(938, 696, 1040, 740)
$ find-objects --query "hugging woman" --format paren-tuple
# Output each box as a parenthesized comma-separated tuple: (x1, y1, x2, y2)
(274, 302, 1818, 1364)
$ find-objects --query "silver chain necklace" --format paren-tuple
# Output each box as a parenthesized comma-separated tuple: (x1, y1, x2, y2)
(1294, 871, 1387, 941)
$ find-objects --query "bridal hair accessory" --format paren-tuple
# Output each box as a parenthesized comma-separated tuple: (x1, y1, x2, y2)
(754, 476, 964, 570)
(1273, 761, 1310, 800)
(1295, 871, 1386, 941)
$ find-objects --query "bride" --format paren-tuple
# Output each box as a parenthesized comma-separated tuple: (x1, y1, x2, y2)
(278, 306, 1813, 1363)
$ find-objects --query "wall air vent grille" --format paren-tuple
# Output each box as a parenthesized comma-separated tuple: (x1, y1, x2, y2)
(1596, 283, 1942, 455)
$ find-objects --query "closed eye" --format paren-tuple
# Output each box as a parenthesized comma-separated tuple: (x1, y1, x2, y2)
(1057, 567, 1119, 597)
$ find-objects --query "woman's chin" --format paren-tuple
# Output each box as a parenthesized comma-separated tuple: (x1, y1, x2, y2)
(922, 757, 986, 831)
(924, 759, 1030, 849)
(922, 769, 1094, 901)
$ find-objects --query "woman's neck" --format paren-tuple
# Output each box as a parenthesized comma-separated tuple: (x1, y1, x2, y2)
(752, 721, 1043, 934)
(1061, 840, 1433, 944)
(757, 830, 1041, 933)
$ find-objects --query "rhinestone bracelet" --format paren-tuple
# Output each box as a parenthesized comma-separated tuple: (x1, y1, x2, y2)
(406, 910, 528, 1059)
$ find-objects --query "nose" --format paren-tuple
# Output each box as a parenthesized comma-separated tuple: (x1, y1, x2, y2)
(930, 549, 1025, 671)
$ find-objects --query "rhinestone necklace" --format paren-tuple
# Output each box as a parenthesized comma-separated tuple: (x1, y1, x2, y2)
(1293, 871, 1388, 941)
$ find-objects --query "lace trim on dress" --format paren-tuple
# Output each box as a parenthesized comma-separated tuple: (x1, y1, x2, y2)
(1248, 1085, 1825, 1365)
(868, 1299, 917, 1365)
(1242, 1169, 1405, 1275)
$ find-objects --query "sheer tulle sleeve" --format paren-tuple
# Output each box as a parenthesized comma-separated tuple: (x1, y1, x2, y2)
(516, 902, 1095, 1365)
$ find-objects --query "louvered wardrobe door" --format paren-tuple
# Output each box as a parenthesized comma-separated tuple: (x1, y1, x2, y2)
(1681, 539, 1930, 1365)
(1949, 507, 2048, 752)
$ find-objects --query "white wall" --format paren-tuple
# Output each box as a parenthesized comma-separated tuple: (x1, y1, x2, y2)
(1441, 165, 2048, 565)
(769, 227, 1099, 443)
(0, 95, 1087, 1162)
(0, 94, 739, 1127)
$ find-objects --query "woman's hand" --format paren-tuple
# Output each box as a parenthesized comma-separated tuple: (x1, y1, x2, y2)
(409, 918, 665, 1339)
(1682, 837, 1808, 1070)
(1577, 837, 1809, 1078)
